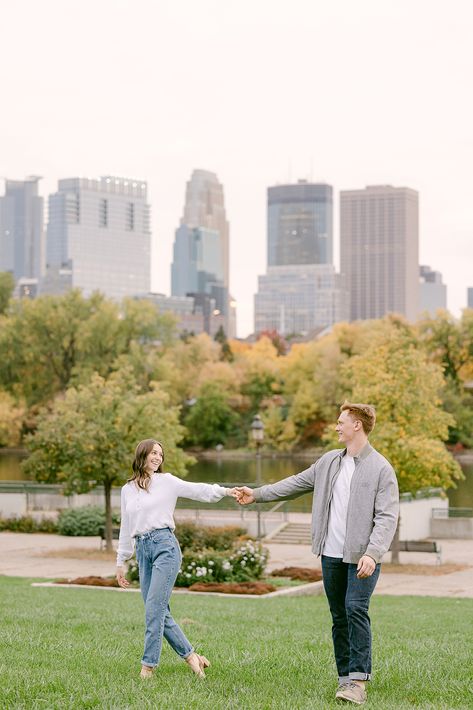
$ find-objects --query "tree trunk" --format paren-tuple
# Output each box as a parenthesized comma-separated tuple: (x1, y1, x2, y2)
(390, 515, 401, 565)
(104, 480, 113, 554)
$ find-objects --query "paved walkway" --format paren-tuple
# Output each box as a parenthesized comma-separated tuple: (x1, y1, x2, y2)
(1, 532, 472, 597)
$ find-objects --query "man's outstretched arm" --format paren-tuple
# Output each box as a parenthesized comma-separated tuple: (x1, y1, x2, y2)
(236, 463, 316, 505)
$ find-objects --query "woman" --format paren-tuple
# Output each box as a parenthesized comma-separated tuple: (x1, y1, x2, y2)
(116, 439, 237, 679)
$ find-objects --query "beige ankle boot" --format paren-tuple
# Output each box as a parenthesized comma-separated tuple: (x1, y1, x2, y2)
(140, 665, 154, 679)
(185, 652, 206, 678)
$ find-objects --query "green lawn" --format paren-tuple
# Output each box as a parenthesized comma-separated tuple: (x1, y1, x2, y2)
(1, 577, 472, 710)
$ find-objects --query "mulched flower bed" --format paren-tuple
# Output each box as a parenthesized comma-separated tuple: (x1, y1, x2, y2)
(188, 581, 277, 595)
(57, 576, 119, 587)
(270, 567, 323, 582)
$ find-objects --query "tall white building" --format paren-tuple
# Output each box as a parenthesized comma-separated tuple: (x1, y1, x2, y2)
(340, 185, 419, 322)
(254, 264, 345, 335)
(43, 176, 151, 299)
(0, 176, 44, 282)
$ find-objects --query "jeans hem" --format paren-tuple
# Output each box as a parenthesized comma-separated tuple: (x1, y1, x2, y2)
(349, 672, 371, 681)
(141, 659, 158, 668)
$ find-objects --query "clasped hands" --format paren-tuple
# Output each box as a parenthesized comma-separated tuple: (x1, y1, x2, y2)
(228, 486, 255, 505)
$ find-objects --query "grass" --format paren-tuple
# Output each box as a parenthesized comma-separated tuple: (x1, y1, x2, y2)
(1, 577, 472, 710)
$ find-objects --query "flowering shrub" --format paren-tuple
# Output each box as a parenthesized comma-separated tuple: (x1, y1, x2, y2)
(175, 540, 268, 587)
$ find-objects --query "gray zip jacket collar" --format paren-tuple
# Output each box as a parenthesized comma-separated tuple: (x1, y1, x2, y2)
(253, 443, 399, 564)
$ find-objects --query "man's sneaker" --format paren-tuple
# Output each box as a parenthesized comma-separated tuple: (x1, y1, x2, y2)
(335, 681, 367, 705)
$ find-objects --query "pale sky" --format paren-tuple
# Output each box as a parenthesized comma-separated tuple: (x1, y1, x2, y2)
(1, 0, 472, 336)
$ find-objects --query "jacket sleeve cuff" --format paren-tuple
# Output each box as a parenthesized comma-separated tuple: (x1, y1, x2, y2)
(364, 547, 381, 564)
(252, 487, 264, 502)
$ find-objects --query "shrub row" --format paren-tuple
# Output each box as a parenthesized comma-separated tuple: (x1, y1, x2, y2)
(57, 506, 120, 537)
(0, 515, 58, 533)
(175, 521, 247, 552)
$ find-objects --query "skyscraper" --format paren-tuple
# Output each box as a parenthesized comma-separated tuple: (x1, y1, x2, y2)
(268, 181, 333, 266)
(255, 264, 345, 335)
(0, 176, 44, 281)
(419, 265, 447, 316)
(340, 185, 419, 322)
(171, 225, 225, 313)
(254, 180, 341, 334)
(467, 288, 473, 309)
(171, 170, 232, 334)
(43, 176, 151, 299)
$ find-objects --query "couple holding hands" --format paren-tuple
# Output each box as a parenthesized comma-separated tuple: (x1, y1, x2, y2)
(116, 402, 399, 706)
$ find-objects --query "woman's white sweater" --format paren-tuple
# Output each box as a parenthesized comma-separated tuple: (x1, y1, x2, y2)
(116, 472, 230, 566)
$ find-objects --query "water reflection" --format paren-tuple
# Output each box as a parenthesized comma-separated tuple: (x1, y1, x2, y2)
(1, 451, 472, 511)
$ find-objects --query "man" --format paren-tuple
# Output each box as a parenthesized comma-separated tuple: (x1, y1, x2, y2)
(236, 402, 399, 706)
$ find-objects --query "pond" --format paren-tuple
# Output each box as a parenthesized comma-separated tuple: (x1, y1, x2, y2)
(1, 450, 472, 511)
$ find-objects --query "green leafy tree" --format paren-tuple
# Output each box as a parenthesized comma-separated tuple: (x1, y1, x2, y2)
(22, 369, 193, 551)
(184, 382, 239, 448)
(325, 319, 463, 561)
(214, 325, 234, 362)
(0, 391, 25, 447)
(417, 310, 467, 384)
(0, 272, 15, 314)
(0, 291, 177, 410)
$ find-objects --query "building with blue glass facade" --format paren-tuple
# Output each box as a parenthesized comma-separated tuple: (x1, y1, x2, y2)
(171, 224, 226, 315)
(267, 181, 333, 266)
(0, 176, 44, 282)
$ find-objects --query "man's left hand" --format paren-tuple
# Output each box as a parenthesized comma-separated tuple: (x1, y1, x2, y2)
(356, 555, 376, 579)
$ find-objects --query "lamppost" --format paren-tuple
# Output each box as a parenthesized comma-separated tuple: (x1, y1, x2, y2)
(250, 414, 265, 539)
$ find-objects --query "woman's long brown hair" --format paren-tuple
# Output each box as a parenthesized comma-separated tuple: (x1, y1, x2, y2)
(128, 439, 165, 491)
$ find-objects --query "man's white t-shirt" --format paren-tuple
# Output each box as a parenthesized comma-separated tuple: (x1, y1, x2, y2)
(323, 455, 356, 558)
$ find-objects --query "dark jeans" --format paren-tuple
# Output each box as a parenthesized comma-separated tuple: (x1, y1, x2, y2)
(321, 555, 380, 683)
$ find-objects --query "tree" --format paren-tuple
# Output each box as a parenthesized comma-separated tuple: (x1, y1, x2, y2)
(326, 319, 464, 562)
(0, 291, 177, 410)
(22, 369, 193, 551)
(0, 272, 15, 314)
(214, 325, 234, 362)
(183, 382, 239, 448)
(0, 391, 25, 447)
(417, 310, 467, 385)
(417, 310, 473, 446)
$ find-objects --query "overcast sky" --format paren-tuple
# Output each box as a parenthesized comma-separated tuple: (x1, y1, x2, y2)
(1, 0, 472, 336)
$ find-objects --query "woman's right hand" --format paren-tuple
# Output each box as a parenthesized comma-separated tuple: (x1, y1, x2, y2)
(116, 566, 130, 589)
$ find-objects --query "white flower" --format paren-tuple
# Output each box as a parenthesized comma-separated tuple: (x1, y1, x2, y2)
(222, 561, 231, 570)
(185, 573, 191, 578)
(241, 560, 246, 566)
(208, 560, 214, 566)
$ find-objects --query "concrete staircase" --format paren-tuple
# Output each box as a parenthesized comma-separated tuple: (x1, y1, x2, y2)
(266, 522, 312, 545)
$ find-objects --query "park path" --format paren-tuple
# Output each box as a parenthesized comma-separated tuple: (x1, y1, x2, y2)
(1, 532, 472, 598)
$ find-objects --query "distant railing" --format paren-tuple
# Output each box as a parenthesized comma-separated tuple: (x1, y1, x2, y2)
(432, 507, 473, 518)
(399, 487, 445, 502)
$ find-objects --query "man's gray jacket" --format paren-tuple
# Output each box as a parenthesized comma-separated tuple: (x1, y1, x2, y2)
(253, 443, 399, 564)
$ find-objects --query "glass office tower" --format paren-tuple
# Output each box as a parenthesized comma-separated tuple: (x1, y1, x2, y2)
(267, 181, 333, 266)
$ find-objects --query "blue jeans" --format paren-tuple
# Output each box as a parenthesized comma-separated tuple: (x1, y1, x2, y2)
(135, 528, 193, 668)
(321, 555, 381, 683)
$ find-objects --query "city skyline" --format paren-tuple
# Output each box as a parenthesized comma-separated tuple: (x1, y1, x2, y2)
(1, 1, 472, 336)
